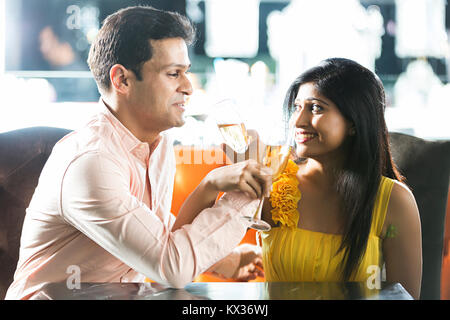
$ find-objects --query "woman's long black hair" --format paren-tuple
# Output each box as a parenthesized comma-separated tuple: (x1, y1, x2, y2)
(284, 58, 405, 281)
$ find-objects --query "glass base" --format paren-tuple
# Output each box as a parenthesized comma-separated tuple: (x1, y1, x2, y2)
(241, 216, 271, 231)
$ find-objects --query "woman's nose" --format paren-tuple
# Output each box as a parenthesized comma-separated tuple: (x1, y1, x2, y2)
(292, 107, 310, 128)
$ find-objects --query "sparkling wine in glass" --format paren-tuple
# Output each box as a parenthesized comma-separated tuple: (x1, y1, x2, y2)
(241, 124, 296, 231)
(217, 123, 249, 154)
(262, 145, 292, 178)
(210, 99, 250, 154)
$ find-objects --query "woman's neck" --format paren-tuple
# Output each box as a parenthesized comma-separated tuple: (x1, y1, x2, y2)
(297, 140, 350, 186)
(301, 151, 346, 182)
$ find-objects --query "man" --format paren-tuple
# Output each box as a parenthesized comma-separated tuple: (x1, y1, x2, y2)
(6, 6, 271, 299)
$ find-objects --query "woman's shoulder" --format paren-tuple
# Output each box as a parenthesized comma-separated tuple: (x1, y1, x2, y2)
(389, 180, 418, 214)
(380, 179, 420, 239)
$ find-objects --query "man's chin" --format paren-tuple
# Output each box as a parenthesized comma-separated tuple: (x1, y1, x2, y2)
(172, 117, 186, 128)
(179, 115, 187, 126)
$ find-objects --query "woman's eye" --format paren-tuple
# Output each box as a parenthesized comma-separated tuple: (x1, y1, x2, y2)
(311, 104, 323, 113)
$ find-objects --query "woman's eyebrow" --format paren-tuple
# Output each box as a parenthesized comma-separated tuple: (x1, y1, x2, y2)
(295, 97, 330, 106)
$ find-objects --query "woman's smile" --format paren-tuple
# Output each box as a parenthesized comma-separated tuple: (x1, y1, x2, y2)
(295, 130, 318, 144)
(295, 131, 318, 143)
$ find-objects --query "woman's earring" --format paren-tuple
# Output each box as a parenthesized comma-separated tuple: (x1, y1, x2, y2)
(349, 127, 356, 136)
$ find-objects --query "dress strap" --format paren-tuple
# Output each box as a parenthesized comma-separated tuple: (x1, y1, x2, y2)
(371, 176, 395, 236)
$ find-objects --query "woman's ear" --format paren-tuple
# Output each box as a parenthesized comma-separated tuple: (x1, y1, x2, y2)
(348, 125, 356, 136)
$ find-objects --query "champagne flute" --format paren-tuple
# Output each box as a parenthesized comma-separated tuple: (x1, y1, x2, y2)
(209, 99, 294, 231)
(209, 99, 250, 154)
(241, 124, 296, 231)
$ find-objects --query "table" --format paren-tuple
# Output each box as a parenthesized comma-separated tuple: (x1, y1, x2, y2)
(31, 281, 413, 300)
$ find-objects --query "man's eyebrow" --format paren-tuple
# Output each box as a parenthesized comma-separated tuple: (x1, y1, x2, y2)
(295, 97, 329, 106)
(161, 63, 191, 70)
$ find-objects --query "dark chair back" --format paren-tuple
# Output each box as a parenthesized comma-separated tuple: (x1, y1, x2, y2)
(0, 127, 71, 299)
(389, 132, 450, 300)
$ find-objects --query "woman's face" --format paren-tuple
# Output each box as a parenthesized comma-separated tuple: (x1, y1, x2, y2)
(292, 82, 353, 160)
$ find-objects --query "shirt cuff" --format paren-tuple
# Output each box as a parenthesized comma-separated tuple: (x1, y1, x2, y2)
(207, 248, 241, 279)
(217, 191, 260, 218)
(180, 192, 259, 276)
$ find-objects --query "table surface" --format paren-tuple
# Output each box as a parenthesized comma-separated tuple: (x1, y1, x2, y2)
(31, 281, 413, 300)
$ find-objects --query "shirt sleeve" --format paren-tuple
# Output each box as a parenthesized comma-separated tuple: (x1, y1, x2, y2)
(60, 151, 259, 288)
(206, 248, 241, 278)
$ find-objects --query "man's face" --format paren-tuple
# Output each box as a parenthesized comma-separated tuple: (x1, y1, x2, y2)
(127, 37, 193, 133)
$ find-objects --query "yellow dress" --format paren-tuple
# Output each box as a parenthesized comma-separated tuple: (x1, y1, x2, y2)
(261, 174, 395, 282)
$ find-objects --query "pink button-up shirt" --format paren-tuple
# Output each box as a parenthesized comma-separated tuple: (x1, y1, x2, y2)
(6, 100, 258, 300)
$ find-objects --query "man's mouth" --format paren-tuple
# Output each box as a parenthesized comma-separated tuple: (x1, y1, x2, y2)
(173, 102, 186, 112)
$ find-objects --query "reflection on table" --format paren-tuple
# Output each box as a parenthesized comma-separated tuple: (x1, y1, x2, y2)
(31, 281, 413, 300)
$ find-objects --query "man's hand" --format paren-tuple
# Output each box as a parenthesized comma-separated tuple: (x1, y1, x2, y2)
(231, 244, 264, 281)
(173, 155, 272, 232)
(204, 159, 272, 200)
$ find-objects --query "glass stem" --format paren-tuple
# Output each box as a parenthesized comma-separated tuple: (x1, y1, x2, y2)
(253, 196, 265, 219)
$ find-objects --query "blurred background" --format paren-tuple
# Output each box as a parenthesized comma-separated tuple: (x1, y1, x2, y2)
(0, 0, 449, 142)
(0, 0, 449, 296)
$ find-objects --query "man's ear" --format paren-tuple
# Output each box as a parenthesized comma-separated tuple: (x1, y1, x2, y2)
(109, 64, 131, 94)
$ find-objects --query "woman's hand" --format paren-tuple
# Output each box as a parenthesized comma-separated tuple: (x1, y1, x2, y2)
(203, 159, 272, 200)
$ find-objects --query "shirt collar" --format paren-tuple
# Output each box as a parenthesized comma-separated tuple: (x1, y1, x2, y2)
(99, 98, 162, 164)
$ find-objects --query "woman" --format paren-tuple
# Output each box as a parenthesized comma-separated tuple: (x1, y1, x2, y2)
(261, 58, 422, 299)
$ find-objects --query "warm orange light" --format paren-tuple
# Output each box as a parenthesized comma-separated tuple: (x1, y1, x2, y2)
(145, 145, 265, 283)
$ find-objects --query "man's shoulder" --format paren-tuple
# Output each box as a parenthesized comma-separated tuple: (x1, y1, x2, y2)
(53, 115, 121, 160)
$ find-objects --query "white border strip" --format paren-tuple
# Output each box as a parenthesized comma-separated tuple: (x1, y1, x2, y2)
(0, 0, 5, 74)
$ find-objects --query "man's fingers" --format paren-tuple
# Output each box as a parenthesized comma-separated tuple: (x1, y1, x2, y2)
(243, 171, 263, 199)
(254, 257, 263, 269)
(241, 264, 264, 281)
(238, 179, 259, 199)
(246, 163, 272, 198)
(255, 264, 264, 277)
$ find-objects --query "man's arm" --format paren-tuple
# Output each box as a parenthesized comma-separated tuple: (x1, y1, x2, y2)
(206, 244, 264, 281)
(172, 159, 272, 231)
(60, 152, 261, 288)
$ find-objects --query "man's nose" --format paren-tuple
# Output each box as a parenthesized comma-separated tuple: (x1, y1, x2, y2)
(180, 75, 193, 96)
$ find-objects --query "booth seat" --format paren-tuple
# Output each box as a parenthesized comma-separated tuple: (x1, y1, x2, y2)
(1, 127, 449, 299)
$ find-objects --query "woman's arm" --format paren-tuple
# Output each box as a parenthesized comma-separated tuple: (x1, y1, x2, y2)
(382, 181, 422, 300)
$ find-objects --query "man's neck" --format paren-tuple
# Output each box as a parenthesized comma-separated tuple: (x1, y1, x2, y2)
(102, 97, 161, 146)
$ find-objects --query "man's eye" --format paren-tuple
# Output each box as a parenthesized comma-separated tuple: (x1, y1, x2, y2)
(168, 72, 179, 78)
